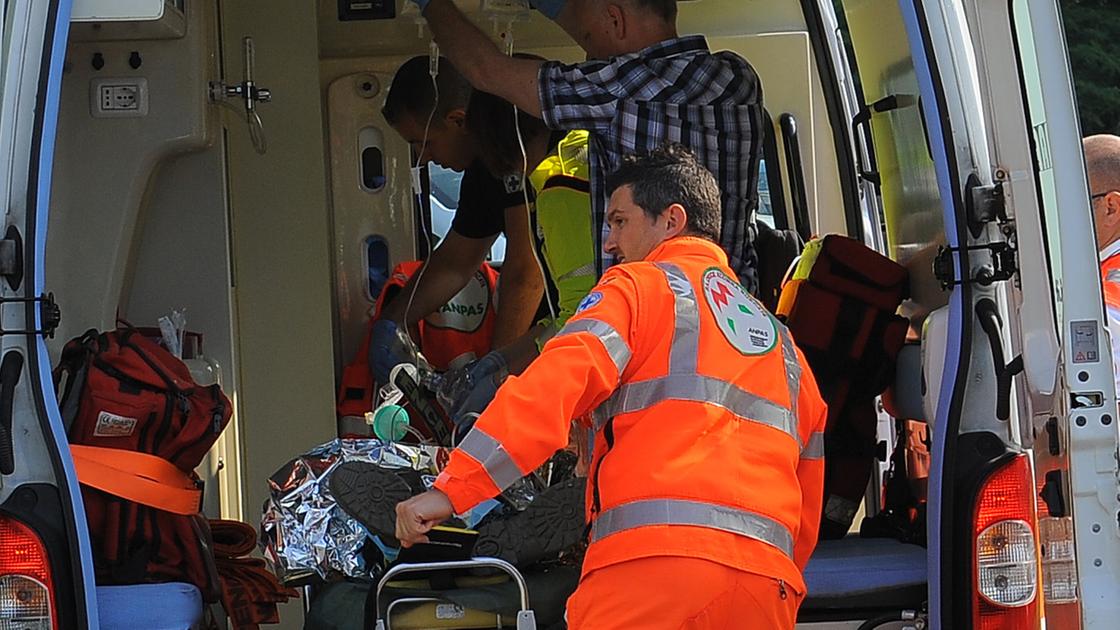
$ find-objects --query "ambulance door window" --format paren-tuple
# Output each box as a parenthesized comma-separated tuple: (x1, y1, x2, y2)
(365, 236, 390, 300)
(834, 0, 948, 321)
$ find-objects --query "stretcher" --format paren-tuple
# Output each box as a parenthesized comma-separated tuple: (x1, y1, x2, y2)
(370, 557, 539, 630)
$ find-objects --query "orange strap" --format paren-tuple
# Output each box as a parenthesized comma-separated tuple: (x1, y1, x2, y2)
(70, 444, 201, 515)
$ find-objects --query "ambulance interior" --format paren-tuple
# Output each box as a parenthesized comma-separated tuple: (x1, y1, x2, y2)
(49, 0, 952, 626)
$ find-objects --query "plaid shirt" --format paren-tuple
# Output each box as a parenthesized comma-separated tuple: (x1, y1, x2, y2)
(538, 35, 764, 293)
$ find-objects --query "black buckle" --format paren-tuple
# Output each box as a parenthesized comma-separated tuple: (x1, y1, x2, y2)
(0, 293, 62, 338)
(933, 242, 1017, 290)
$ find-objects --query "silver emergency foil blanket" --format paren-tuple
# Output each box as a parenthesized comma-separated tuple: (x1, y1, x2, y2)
(260, 438, 448, 582)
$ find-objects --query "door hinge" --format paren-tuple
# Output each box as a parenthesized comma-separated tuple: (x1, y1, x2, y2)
(0, 226, 25, 291)
(0, 293, 61, 338)
(966, 173, 1008, 238)
(933, 241, 1018, 290)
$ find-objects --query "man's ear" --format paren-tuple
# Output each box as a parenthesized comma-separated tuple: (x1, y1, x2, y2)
(443, 108, 467, 129)
(1105, 191, 1120, 227)
(606, 3, 626, 41)
(665, 203, 688, 238)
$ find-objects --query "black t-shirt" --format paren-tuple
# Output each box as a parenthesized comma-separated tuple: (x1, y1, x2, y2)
(448, 156, 560, 322)
(449, 159, 527, 239)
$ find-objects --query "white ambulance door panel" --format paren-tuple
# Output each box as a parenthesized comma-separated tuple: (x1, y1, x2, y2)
(1, 0, 99, 626)
(983, 1, 1120, 625)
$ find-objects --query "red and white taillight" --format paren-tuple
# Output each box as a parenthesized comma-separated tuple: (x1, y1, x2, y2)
(0, 515, 57, 630)
(972, 454, 1044, 629)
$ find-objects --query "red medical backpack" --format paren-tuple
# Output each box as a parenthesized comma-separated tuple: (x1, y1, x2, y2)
(54, 327, 233, 600)
(777, 235, 910, 540)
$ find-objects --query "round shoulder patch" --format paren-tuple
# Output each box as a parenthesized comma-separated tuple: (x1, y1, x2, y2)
(576, 291, 603, 314)
(702, 268, 776, 355)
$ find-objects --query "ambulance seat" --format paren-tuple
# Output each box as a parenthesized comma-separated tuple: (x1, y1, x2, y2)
(97, 582, 205, 630)
(881, 342, 925, 422)
(801, 536, 927, 613)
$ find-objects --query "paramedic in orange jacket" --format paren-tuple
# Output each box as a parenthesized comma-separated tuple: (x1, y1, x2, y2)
(396, 144, 828, 629)
(1085, 134, 1120, 387)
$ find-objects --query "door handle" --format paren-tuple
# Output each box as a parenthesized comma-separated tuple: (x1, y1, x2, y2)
(0, 351, 25, 475)
(975, 298, 1024, 421)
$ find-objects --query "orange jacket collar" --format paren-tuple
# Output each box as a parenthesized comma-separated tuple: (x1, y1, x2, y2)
(644, 236, 728, 266)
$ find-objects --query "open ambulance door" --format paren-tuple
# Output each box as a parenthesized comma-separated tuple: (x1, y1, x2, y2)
(0, 0, 99, 627)
(910, 0, 1120, 627)
(962, 1, 1120, 627)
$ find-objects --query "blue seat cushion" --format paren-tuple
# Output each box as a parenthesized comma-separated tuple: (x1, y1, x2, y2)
(802, 536, 927, 611)
(97, 582, 204, 630)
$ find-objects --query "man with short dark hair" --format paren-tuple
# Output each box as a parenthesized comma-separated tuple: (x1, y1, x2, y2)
(395, 144, 826, 629)
(405, 0, 765, 293)
(369, 57, 545, 383)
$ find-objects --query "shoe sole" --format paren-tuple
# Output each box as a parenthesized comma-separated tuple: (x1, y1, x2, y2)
(329, 461, 414, 541)
(474, 477, 586, 567)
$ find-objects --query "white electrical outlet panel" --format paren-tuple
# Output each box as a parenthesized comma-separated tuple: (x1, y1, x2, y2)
(90, 78, 149, 118)
(72, 0, 166, 22)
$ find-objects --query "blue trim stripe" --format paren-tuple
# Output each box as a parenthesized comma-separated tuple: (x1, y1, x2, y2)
(897, 1, 967, 626)
(34, 1, 100, 625)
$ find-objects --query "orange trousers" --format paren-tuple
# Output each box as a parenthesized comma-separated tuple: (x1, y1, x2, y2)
(565, 557, 802, 629)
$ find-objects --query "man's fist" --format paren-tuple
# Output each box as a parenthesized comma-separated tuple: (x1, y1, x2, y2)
(395, 490, 455, 547)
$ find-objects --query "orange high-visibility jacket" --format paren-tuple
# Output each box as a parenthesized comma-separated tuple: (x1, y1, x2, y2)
(435, 237, 828, 591)
(1102, 247, 1120, 310)
(1100, 246, 1120, 380)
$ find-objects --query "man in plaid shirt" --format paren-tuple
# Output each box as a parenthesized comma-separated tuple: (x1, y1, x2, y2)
(412, 0, 764, 292)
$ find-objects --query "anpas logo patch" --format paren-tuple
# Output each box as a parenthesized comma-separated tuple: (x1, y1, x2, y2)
(702, 268, 776, 355)
(427, 270, 490, 333)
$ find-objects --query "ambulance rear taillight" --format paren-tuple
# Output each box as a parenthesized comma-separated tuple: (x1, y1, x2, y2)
(0, 514, 57, 630)
(972, 454, 1043, 629)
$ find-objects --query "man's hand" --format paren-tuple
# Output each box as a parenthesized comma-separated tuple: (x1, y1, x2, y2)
(369, 320, 413, 385)
(395, 490, 455, 547)
(439, 351, 509, 424)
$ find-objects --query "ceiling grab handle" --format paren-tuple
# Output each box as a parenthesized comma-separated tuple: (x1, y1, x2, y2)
(209, 36, 272, 155)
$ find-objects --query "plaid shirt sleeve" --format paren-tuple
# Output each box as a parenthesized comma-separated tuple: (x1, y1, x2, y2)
(538, 60, 622, 133)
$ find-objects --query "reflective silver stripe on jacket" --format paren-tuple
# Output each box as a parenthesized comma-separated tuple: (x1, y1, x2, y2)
(656, 262, 700, 374)
(592, 374, 795, 438)
(456, 427, 524, 491)
(590, 498, 795, 558)
(557, 262, 597, 283)
(591, 263, 802, 448)
(556, 318, 632, 376)
(802, 431, 825, 460)
(780, 330, 801, 421)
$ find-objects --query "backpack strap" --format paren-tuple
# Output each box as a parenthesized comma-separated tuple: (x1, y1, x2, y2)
(70, 444, 202, 515)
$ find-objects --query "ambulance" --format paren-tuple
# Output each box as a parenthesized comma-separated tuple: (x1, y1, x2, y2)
(0, 0, 1117, 628)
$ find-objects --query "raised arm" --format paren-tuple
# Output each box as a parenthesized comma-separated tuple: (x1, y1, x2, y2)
(420, 0, 545, 118)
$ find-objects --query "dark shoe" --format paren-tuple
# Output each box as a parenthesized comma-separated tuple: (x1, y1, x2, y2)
(473, 477, 586, 568)
(330, 461, 415, 541)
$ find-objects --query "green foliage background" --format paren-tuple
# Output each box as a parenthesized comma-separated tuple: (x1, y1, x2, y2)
(1063, 0, 1120, 135)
